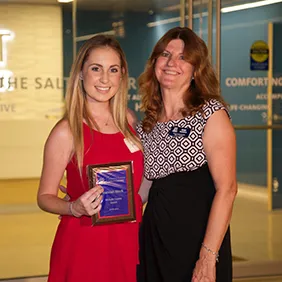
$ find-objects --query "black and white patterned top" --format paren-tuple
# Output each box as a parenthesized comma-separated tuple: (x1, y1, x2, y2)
(136, 99, 229, 180)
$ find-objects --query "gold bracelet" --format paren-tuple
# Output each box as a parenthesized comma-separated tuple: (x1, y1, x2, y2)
(201, 243, 219, 262)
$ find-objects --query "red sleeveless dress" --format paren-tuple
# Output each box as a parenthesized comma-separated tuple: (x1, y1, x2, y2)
(48, 123, 144, 282)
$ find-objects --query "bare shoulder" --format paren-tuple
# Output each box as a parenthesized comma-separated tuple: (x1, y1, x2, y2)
(45, 118, 73, 151)
(127, 108, 138, 129)
(204, 109, 235, 143)
(206, 109, 232, 129)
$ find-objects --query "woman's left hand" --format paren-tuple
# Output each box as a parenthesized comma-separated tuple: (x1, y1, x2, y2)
(191, 253, 216, 282)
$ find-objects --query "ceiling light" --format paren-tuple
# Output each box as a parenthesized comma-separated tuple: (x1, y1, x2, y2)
(221, 0, 282, 13)
(57, 0, 73, 3)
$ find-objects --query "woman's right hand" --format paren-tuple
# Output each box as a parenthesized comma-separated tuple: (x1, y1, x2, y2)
(70, 185, 103, 217)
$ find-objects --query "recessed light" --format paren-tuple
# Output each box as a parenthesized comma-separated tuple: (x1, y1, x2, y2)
(57, 0, 73, 3)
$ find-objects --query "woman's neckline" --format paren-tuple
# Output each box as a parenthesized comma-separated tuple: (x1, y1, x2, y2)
(83, 122, 121, 135)
(156, 116, 188, 125)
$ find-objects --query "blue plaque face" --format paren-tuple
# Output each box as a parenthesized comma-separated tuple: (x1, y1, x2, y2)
(87, 161, 135, 225)
(97, 170, 129, 217)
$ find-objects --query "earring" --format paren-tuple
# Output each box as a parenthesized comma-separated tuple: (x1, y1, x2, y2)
(79, 73, 83, 80)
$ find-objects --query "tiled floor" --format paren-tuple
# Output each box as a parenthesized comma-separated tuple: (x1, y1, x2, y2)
(231, 184, 282, 262)
(236, 278, 282, 282)
(1, 277, 46, 282)
(0, 180, 282, 281)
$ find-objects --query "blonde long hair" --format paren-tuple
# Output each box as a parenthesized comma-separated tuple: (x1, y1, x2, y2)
(65, 35, 141, 170)
(139, 27, 227, 132)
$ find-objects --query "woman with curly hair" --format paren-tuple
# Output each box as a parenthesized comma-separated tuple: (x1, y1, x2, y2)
(137, 27, 237, 282)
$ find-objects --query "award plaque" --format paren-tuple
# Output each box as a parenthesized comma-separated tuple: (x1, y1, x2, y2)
(87, 161, 136, 225)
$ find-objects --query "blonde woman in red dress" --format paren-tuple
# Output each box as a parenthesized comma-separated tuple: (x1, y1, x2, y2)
(37, 35, 143, 282)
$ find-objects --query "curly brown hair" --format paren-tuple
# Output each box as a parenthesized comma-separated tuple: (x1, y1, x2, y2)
(139, 27, 227, 132)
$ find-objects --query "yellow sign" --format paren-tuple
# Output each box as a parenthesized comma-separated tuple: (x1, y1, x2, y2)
(250, 40, 269, 71)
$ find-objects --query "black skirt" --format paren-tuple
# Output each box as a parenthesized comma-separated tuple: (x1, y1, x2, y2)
(137, 164, 232, 282)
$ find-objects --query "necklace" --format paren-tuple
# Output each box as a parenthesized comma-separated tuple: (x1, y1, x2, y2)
(92, 112, 111, 128)
(104, 113, 110, 126)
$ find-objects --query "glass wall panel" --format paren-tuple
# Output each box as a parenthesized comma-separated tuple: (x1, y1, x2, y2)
(72, 0, 181, 119)
(221, 0, 282, 278)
